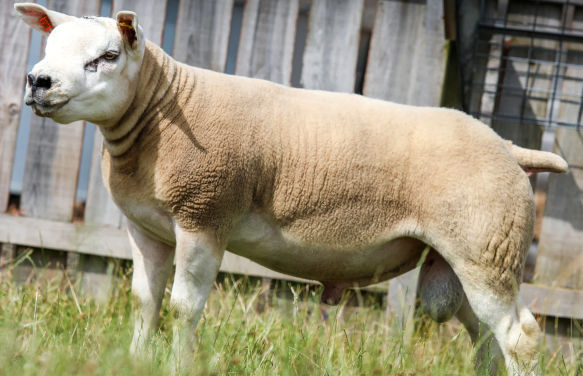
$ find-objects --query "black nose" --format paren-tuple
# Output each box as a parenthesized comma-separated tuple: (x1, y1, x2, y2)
(28, 74, 52, 91)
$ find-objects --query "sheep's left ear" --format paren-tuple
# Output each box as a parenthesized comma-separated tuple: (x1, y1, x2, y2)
(116, 11, 142, 51)
(14, 3, 76, 36)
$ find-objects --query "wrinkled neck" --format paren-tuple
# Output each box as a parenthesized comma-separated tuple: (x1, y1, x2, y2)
(99, 41, 181, 157)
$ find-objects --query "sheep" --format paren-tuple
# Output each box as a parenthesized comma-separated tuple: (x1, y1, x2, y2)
(15, 3, 568, 374)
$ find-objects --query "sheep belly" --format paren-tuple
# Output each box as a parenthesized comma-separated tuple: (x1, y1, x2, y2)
(227, 211, 426, 286)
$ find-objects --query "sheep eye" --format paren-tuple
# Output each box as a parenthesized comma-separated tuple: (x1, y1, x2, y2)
(105, 52, 116, 60)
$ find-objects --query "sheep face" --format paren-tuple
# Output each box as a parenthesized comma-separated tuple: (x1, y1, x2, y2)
(14, 3, 144, 126)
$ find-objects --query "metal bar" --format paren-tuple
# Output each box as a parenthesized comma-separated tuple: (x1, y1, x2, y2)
(474, 68, 583, 85)
(470, 112, 583, 128)
(478, 23, 583, 44)
(474, 52, 583, 71)
(492, 0, 510, 116)
(465, 0, 488, 113)
(474, 82, 583, 98)
(469, 0, 583, 130)
(481, 17, 579, 33)
(546, 0, 571, 128)
(520, 0, 541, 124)
(471, 88, 581, 106)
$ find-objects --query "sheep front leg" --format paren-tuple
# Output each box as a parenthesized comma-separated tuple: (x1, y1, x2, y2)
(128, 222, 175, 355)
(170, 228, 225, 367)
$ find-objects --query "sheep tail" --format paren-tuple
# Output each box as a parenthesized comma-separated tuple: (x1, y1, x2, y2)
(505, 140, 568, 176)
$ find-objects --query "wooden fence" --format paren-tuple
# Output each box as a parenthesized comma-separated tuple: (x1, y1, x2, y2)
(1, 0, 582, 329)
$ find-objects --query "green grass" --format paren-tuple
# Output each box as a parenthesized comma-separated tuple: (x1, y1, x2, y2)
(0, 259, 581, 375)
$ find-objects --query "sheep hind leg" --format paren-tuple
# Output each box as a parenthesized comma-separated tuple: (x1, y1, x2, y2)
(455, 293, 503, 375)
(458, 274, 541, 375)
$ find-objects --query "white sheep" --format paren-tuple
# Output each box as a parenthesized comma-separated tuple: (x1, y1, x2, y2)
(15, 3, 568, 374)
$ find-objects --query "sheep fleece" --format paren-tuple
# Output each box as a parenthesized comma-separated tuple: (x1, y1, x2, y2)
(102, 41, 535, 296)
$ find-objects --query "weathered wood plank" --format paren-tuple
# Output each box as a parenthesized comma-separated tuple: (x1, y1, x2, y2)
(0, 243, 14, 274)
(0, 1, 33, 211)
(521, 283, 583, 320)
(111, 0, 168, 45)
(363, 0, 447, 106)
(84, 130, 123, 227)
(12, 247, 67, 285)
(77, 255, 116, 301)
(536, 128, 583, 290)
(235, 0, 299, 85)
(0, 213, 132, 259)
(300, 0, 363, 92)
(386, 268, 419, 340)
(173, 0, 234, 72)
(20, 0, 102, 222)
(20, 117, 85, 221)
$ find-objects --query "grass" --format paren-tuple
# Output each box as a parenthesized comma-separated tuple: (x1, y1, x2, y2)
(0, 257, 582, 375)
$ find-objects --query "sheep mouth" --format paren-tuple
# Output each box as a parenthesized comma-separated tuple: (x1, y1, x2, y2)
(30, 99, 69, 118)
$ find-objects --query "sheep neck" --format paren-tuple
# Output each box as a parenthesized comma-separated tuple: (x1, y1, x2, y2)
(99, 40, 186, 159)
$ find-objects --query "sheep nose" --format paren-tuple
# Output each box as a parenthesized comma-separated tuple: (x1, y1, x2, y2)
(28, 74, 52, 91)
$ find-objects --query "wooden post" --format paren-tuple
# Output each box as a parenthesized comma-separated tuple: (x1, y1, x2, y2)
(0, 1, 33, 212)
(363, 0, 447, 106)
(173, 0, 234, 72)
(0, 243, 14, 276)
(386, 269, 420, 341)
(235, 0, 299, 85)
(301, 0, 364, 93)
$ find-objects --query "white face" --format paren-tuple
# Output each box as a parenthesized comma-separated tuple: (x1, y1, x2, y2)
(16, 4, 145, 125)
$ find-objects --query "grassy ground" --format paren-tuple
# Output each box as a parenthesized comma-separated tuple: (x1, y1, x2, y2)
(0, 258, 582, 375)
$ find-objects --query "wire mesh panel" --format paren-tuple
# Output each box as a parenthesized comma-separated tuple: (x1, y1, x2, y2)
(469, 0, 583, 130)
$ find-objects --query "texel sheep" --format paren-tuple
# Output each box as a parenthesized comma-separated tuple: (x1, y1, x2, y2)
(15, 3, 568, 374)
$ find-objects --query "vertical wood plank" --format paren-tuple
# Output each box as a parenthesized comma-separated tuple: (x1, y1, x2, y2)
(0, 243, 14, 275)
(20, 0, 102, 222)
(301, 0, 364, 93)
(363, 0, 447, 106)
(0, 1, 33, 211)
(536, 128, 583, 290)
(20, 117, 85, 221)
(84, 130, 122, 227)
(173, 0, 234, 72)
(386, 268, 419, 341)
(235, 0, 299, 85)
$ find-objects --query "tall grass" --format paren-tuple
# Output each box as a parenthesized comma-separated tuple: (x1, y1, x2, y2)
(0, 258, 581, 375)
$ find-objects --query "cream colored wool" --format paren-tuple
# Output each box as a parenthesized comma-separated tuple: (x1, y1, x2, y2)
(15, 4, 569, 374)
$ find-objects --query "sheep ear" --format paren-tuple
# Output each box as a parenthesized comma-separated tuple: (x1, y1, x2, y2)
(116, 11, 142, 51)
(14, 3, 76, 36)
